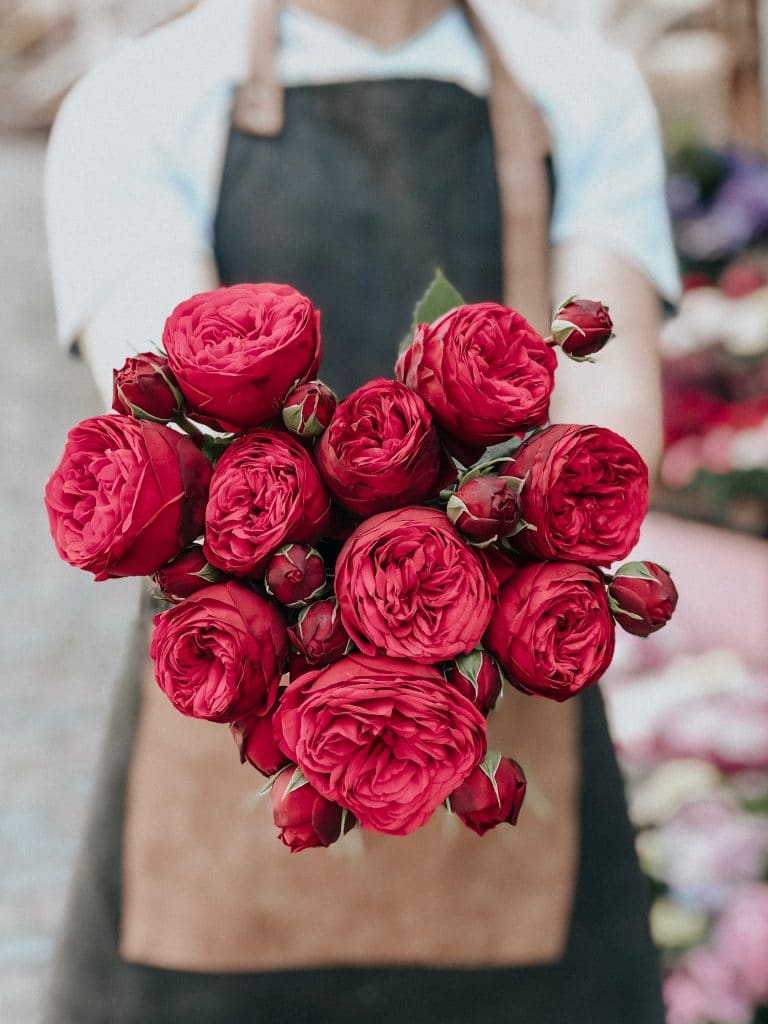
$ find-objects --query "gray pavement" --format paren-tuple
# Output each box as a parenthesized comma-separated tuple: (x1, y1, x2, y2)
(0, 133, 140, 1024)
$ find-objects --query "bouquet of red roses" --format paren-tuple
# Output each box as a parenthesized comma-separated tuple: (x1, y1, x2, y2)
(45, 273, 678, 852)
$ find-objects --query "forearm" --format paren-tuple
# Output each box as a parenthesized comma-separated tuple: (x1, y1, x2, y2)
(80, 251, 219, 410)
(549, 240, 664, 474)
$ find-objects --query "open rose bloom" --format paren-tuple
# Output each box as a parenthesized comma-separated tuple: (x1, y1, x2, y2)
(45, 274, 677, 850)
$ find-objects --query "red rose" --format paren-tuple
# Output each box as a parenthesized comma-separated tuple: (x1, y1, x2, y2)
(506, 424, 648, 565)
(274, 653, 487, 835)
(334, 507, 494, 663)
(270, 767, 354, 852)
(265, 543, 326, 607)
(150, 581, 288, 722)
(444, 650, 504, 716)
(162, 283, 321, 431)
(288, 598, 352, 667)
(203, 431, 331, 576)
(551, 298, 614, 359)
(485, 562, 615, 702)
(45, 414, 211, 581)
(608, 561, 679, 636)
(315, 379, 452, 516)
(450, 753, 526, 835)
(231, 709, 291, 777)
(112, 352, 182, 421)
(152, 545, 223, 600)
(282, 380, 337, 438)
(446, 475, 521, 544)
(396, 302, 556, 449)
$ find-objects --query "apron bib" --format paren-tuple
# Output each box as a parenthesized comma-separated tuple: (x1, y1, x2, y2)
(120, 0, 581, 972)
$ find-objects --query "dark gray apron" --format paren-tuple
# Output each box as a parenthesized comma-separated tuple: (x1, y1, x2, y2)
(44, 73, 664, 1024)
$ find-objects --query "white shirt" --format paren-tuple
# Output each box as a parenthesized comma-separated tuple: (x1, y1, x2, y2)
(45, 0, 680, 352)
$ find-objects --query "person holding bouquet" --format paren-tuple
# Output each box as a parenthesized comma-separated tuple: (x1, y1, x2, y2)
(43, 1, 679, 1021)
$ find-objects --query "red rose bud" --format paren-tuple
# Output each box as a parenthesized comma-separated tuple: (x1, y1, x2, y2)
(231, 711, 290, 777)
(152, 545, 223, 600)
(444, 650, 504, 716)
(265, 544, 326, 608)
(288, 598, 352, 667)
(551, 297, 613, 360)
(271, 766, 354, 852)
(282, 380, 337, 438)
(608, 561, 678, 637)
(112, 352, 183, 421)
(446, 475, 522, 544)
(450, 753, 526, 835)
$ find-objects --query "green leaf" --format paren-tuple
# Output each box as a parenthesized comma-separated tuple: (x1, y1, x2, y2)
(410, 269, 465, 331)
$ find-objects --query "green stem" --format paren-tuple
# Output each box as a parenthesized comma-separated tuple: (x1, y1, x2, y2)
(175, 414, 204, 440)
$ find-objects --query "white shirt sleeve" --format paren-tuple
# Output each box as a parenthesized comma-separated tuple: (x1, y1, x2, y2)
(547, 46, 681, 304)
(45, 35, 214, 350)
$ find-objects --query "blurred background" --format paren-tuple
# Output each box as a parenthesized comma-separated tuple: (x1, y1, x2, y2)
(1, 1, 767, 1022)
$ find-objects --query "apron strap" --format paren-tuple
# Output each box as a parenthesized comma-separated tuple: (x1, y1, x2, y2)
(233, 0, 284, 136)
(464, 1, 552, 332)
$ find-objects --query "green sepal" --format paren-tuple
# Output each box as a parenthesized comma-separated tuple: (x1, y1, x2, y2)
(479, 750, 504, 806)
(453, 649, 485, 699)
(257, 770, 283, 797)
(614, 561, 664, 583)
(201, 433, 236, 465)
(338, 807, 352, 839)
(607, 593, 644, 620)
(194, 563, 225, 584)
(283, 765, 310, 799)
(553, 293, 579, 317)
(120, 396, 172, 424)
(550, 316, 584, 346)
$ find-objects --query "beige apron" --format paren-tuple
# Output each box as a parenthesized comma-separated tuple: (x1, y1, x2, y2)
(121, 0, 579, 972)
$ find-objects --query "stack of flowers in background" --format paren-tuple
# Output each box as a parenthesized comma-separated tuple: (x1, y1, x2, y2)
(658, 143, 768, 535)
(605, 640, 768, 1024)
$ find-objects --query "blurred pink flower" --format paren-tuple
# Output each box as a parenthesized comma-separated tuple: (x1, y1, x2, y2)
(657, 693, 768, 773)
(715, 884, 768, 1003)
(647, 798, 768, 910)
(665, 948, 753, 1024)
